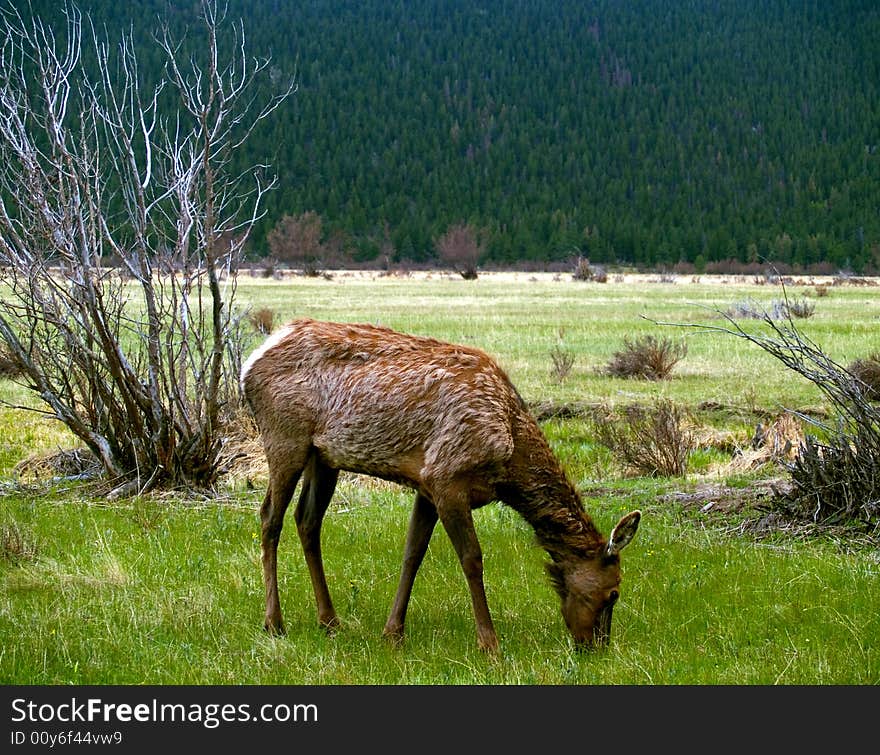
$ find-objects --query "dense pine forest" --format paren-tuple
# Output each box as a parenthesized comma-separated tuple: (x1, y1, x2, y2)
(23, 0, 880, 272)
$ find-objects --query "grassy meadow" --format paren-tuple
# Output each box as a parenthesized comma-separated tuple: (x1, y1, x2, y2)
(1, 271, 878, 684)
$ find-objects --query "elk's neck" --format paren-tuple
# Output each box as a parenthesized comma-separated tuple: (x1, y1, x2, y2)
(501, 420, 605, 560)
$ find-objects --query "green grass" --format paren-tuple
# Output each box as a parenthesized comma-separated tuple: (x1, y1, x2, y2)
(2, 273, 879, 684)
(2, 487, 876, 684)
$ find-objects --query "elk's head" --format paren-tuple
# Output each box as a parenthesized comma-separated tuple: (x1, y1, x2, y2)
(546, 510, 641, 650)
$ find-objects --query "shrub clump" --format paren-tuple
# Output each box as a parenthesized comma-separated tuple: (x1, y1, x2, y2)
(726, 297, 814, 321)
(847, 354, 880, 401)
(572, 256, 607, 282)
(603, 335, 687, 380)
(248, 307, 276, 335)
(591, 399, 694, 477)
(786, 297, 816, 319)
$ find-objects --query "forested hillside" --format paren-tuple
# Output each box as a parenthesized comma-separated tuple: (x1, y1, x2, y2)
(23, 0, 880, 271)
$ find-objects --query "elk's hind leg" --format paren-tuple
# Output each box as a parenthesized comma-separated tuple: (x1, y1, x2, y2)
(261, 447, 309, 634)
(294, 452, 340, 632)
(383, 492, 438, 644)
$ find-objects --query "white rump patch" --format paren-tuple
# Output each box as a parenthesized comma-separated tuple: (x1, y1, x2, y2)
(240, 324, 295, 392)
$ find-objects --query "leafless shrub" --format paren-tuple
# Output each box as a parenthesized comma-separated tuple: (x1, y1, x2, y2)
(727, 296, 815, 321)
(0, 1, 293, 496)
(603, 335, 687, 380)
(571, 256, 607, 283)
(267, 211, 326, 277)
(550, 346, 575, 382)
(249, 308, 276, 335)
(548, 328, 575, 382)
(592, 400, 694, 477)
(787, 297, 816, 319)
(435, 223, 484, 279)
(726, 299, 784, 320)
(848, 354, 880, 401)
(213, 408, 266, 484)
(572, 256, 593, 281)
(258, 258, 278, 278)
(786, 431, 880, 529)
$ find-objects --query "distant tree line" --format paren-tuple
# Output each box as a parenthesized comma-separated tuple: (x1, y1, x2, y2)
(23, 0, 880, 273)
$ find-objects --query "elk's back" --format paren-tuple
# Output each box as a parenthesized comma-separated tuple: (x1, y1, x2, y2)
(241, 318, 523, 485)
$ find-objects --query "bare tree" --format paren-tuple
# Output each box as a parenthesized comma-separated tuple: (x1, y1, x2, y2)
(266, 210, 325, 276)
(0, 0, 294, 496)
(435, 223, 484, 279)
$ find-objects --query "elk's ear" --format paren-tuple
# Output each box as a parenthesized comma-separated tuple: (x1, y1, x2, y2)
(606, 510, 641, 557)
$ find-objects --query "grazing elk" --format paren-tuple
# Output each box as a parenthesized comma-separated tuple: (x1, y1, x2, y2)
(241, 318, 640, 652)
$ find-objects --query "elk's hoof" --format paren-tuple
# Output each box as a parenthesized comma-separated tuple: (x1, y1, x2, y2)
(319, 615, 340, 635)
(264, 620, 286, 636)
(382, 624, 405, 647)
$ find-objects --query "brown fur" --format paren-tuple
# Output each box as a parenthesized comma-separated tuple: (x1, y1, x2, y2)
(242, 317, 640, 652)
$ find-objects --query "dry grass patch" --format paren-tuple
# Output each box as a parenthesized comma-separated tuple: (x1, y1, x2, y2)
(1, 522, 37, 564)
(723, 414, 806, 474)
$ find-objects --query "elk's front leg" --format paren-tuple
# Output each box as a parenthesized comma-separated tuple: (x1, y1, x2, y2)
(433, 480, 499, 653)
(383, 492, 438, 644)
